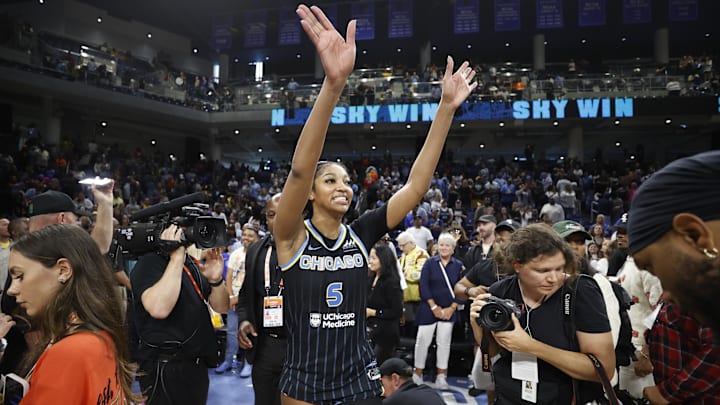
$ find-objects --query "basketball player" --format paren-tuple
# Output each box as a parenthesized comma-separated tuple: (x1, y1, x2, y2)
(273, 5, 477, 404)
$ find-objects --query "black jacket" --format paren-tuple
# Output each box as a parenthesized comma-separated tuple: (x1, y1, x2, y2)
(236, 233, 285, 363)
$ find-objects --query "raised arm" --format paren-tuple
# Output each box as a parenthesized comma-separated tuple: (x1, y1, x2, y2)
(274, 5, 356, 262)
(385, 57, 477, 228)
(90, 181, 114, 254)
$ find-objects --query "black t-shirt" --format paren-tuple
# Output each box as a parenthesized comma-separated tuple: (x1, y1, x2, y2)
(130, 253, 219, 366)
(489, 274, 610, 404)
(464, 244, 498, 287)
(466, 257, 501, 287)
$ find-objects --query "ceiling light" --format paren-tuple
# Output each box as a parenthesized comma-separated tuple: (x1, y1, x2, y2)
(498, 121, 505, 127)
(614, 119, 620, 126)
(147, 33, 152, 39)
(193, 48, 198, 54)
(371, 145, 377, 150)
(257, 147, 263, 153)
(97, 17, 102, 23)
(664, 118, 672, 125)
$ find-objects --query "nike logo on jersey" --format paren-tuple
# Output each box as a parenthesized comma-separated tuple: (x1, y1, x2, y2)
(308, 245, 322, 251)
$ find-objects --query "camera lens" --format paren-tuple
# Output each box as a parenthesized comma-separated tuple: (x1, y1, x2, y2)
(478, 300, 517, 331)
(487, 308, 504, 323)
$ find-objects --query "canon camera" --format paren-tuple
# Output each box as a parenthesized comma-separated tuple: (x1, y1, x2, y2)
(477, 296, 523, 331)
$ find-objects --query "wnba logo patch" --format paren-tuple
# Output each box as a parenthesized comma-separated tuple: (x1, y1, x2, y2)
(309, 313, 321, 328)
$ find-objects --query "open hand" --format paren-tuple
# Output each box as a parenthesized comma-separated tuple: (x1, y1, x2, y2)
(201, 248, 224, 284)
(440, 57, 478, 109)
(297, 4, 356, 86)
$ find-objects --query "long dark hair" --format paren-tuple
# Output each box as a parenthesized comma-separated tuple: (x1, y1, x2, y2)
(372, 243, 401, 284)
(10, 224, 143, 403)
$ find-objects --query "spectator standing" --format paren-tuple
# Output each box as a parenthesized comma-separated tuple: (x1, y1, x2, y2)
(216, 223, 259, 375)
(397, 231, 430, 337)
(367, 243, 404, 365)
(412, 233, 464, 389)
(406, 215, 434, 253)
(237, 194, 286, 405)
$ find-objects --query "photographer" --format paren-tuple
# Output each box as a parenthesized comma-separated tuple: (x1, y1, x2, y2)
(131, 224, 229, 405)
(470, 224, 615, 404)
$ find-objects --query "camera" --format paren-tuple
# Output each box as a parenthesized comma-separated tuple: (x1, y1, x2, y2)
(115, 192, 228, 257)
(477, 296, 523, 331)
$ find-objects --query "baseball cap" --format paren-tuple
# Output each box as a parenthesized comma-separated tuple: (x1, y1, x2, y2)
(552, 220, 591, 240)
(379, 358, 413, 378)
(476, 214, 497, 224)
(496, 219, 521, 233)
(29, 191, 90, 217)
(612, 213, 629, 232)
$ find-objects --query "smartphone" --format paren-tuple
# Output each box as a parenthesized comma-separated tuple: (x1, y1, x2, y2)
(79, 177, 113, 186)
(1, 373, 29, 404)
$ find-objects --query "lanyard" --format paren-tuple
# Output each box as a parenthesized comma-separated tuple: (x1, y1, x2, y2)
(263, 246, 283, 296)
(183, 259, 205, 301)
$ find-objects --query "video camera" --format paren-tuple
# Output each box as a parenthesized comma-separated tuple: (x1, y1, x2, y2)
(115, 192, 228, 258)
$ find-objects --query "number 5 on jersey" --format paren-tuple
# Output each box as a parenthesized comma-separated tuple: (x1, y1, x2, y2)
(326, 282, 344, 307)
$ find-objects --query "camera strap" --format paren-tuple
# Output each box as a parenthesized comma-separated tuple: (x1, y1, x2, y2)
(183, 260, 205, 301)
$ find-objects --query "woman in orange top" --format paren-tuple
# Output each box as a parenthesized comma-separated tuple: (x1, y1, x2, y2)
(5, 224, 142, 404)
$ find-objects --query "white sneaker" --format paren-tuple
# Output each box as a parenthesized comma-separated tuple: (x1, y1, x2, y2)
(412, 373, 424, 385)
(435, 373, 449, 390)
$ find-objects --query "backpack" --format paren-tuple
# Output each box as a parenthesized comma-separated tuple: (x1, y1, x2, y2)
(563, 274, 636, 368)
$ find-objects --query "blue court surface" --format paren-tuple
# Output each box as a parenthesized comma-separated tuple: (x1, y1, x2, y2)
(207, 371, 489, 404)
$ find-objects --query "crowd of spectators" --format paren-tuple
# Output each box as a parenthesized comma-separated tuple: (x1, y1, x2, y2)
(2, 14, 716, 114)
(0, 119, 659, 254)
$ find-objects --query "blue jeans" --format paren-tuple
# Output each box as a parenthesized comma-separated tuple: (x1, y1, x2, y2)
(224, 309, 239, 363)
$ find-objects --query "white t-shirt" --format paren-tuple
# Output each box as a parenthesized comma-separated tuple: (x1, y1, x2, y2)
(406, 226, 434, 251)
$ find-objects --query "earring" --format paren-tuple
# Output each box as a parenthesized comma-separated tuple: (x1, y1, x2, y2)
(59, 277, 67, 284)
(702, 247, 719, 259)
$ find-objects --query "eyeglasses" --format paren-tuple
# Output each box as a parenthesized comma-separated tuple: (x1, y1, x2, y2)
(381, 237, 392, 242)
(451, 229, 462, 234)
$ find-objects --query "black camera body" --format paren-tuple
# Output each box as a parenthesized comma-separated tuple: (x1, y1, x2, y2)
(477, 296, 523, 331)
(116, 193, 228, 257)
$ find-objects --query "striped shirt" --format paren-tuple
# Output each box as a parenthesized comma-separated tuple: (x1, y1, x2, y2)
(279, 205, 388, 403)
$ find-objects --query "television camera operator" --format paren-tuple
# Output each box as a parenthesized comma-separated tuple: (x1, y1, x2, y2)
(127, 193, 229, 405)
